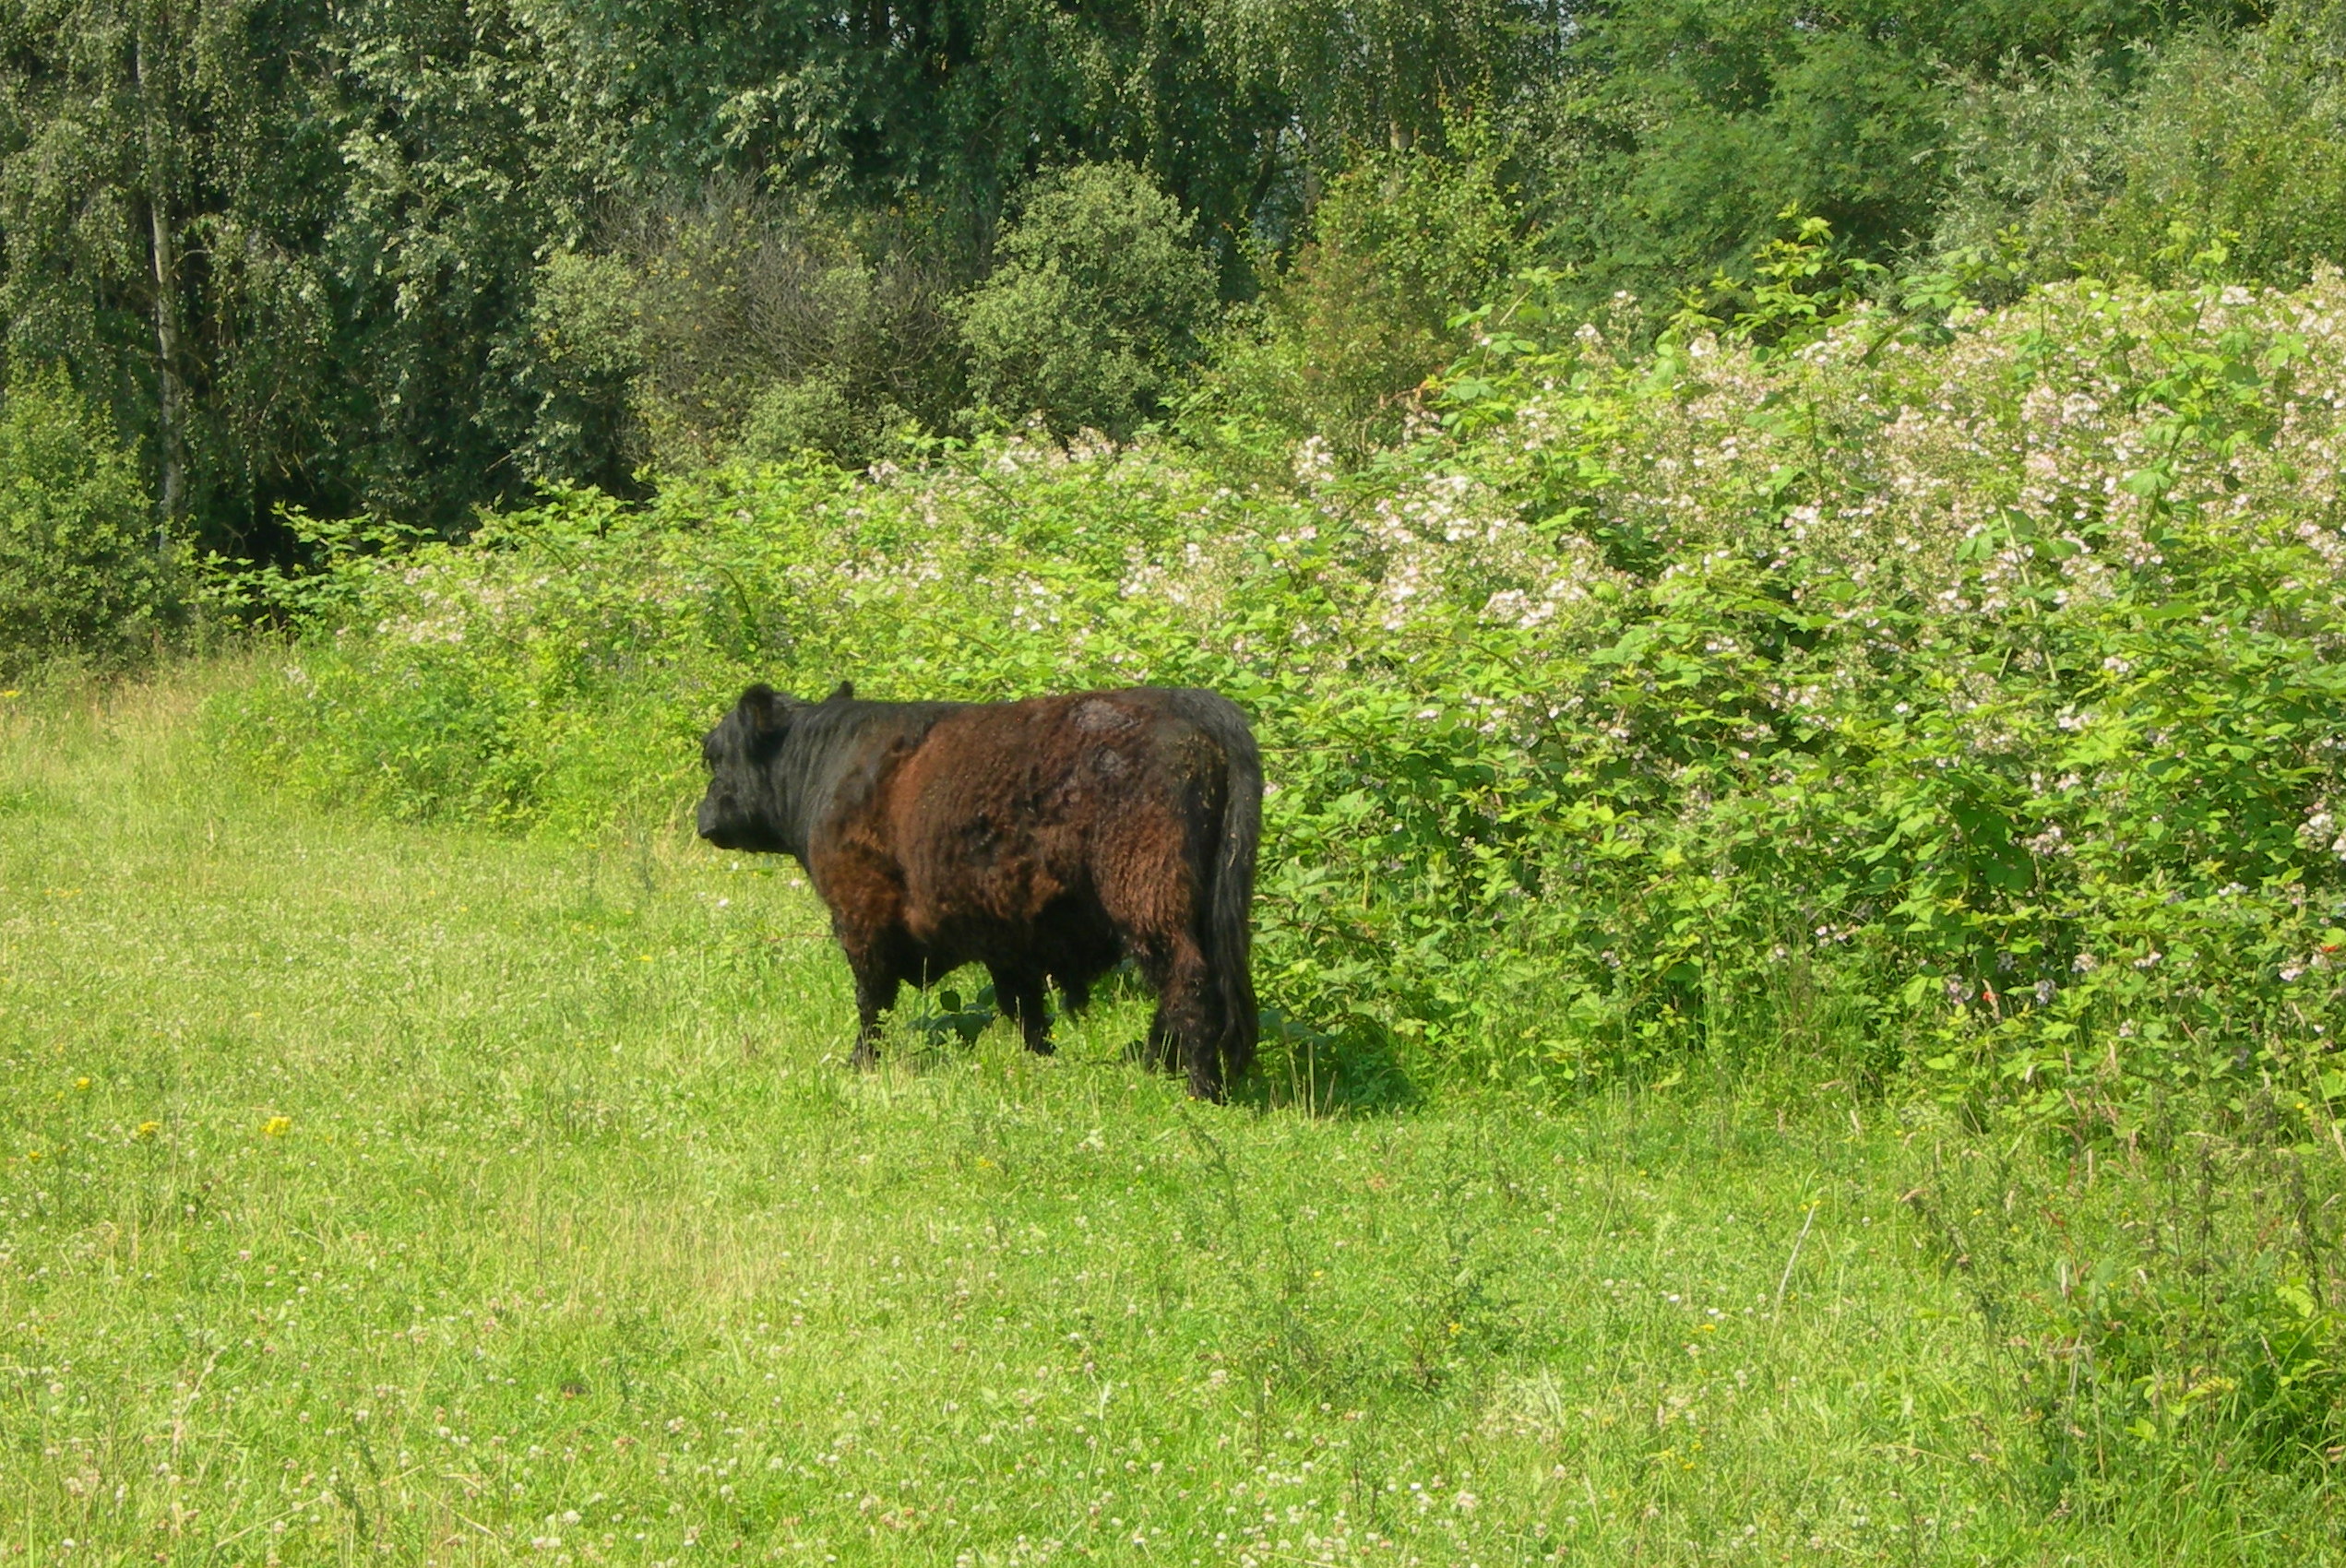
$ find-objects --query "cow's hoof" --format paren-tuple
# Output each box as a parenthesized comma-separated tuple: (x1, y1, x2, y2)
(850, 1043, 879, 1071)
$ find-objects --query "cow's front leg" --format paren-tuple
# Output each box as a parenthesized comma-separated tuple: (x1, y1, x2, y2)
(1141, 1008, 1177, 1073)
(846, 954, 902, 1069)
(988, 965, 1054, 1055)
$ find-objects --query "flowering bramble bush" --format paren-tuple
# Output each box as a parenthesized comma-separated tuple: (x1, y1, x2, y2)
(208, 271, 2346, 1121)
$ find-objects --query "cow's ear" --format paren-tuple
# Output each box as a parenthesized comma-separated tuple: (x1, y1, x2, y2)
(737, 683, 798, 733)
(826, 681, 854, 704)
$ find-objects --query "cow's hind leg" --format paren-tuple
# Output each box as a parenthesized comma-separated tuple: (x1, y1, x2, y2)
(988, 964, 1054, 1055)
(1133, 935, 1221, 1100)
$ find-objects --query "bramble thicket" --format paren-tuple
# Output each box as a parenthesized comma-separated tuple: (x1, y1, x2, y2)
(209, 263, 2346, 1129)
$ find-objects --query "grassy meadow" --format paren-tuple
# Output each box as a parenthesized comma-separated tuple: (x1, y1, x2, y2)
(18, 4, 2346, 1561)
(1, 672, 2340, 1565)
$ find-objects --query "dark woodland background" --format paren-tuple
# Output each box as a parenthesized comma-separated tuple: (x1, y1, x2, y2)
(9, 0, 2336, 560)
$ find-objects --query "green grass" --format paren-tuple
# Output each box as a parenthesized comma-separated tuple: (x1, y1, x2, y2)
(0, 669, 2340, 1565)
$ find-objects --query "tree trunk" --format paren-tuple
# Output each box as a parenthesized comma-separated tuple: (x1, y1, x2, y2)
(135, 27, 186, 526)
(146, 195, 186, 525)
(1387, 32, 1412, 154)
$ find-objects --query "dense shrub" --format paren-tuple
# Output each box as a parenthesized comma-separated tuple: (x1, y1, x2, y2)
(1187, 145, 1517, 470)
(1512, 0, 2225, 328)
(210, 271, 2346, 1129)
(611, 191, 964, 471)
(0, 365, 176, 679)
(518, 251, 648, 494)
(1937, 4, 2346, 289)
(956, 164, 1218, 439)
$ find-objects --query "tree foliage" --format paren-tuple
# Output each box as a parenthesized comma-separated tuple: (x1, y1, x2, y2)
(0, 362, 177, 678)
(957, 163, 1217, 438)
(1189, 143, 1517, 468)
(1938, 2, 2346, 288)
(2, 0, 2340, 592)
(605, 189, 963, 470)
(1524, 0, 2259, 320)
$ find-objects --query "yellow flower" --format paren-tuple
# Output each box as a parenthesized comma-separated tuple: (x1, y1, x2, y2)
(262, 1115, 292, 1138)
(135, 1122, 161, 1140)
(26, 1149, 41, 1161)
(73, 1076, 90, 1091)
(0, 690, 18, 699)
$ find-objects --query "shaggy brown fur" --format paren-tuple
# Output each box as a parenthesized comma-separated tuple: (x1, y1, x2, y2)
(696, 682, 1261, 1099)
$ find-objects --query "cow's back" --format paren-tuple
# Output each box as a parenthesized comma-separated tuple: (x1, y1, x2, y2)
(881, 689, 1228, 936)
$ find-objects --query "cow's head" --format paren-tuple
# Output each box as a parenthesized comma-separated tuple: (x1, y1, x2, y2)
(696, 682, 857, 853)
(696, 683, 804, 853)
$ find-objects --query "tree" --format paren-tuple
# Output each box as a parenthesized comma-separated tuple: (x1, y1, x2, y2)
(316, 0, 599, 530)
(1523, 0, 2259, 321)
(1938, 2, 2346, 287)
(0, 362, 179, 676)
(532, 0, 1280, 274)
(0, 0, 631, 548)
(1200, 0, 1567, 160)
(610, 186, 962, 469)
(0, 0, 313, 541)
(957, 162, 1216, 438)
(1190, 143, 1518, 466)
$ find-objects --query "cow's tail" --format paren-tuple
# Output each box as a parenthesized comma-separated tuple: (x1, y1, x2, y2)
(1192, 693, 1263, 1083)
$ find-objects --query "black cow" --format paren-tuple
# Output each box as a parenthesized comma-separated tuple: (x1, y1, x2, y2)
(696, 682, 1262, 1099)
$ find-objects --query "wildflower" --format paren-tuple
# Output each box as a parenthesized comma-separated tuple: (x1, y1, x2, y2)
(134, 1121, 160, 1140)
(262, 1116, 292, 1138)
